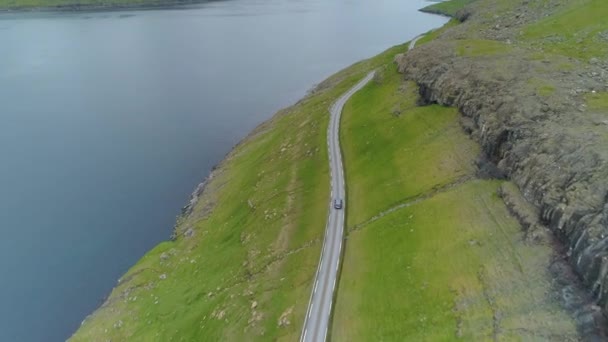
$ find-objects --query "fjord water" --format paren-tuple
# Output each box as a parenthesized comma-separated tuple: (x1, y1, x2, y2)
(0, 1, 445, 341)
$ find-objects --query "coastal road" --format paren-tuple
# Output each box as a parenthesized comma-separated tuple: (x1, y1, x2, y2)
(300, 37, 421, 342)
(300, 71, 374, 342)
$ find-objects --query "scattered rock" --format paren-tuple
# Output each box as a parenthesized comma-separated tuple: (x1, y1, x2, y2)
(184, 228, 195, 238)
(248, 310, 264, 325)
(180, 170, 215, 218)
(212, 309, 226, 320)
(393, 53, 405, 64)
(160, 252, 169, 261)
(277, 306, 293, 327)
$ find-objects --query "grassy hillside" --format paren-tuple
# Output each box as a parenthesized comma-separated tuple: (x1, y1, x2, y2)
(340, 75, 476, 227)
(70, 44, 413, 341)
(522, 0, 608, 59)
(420, 0, 477, 17)
(73, 0, 608, 339)
(392, 0, 608, 337)
(332, 60, 577, 341)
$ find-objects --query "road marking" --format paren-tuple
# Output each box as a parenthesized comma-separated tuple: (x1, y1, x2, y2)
(300, 71, 377, 342)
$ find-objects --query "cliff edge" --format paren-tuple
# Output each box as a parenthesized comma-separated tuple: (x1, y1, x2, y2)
(401, 0, 608, 328)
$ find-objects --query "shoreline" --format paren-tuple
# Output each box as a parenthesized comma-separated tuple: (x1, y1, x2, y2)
(0, 0, 211, 13)
(70, 10, 448, 341)
(0, 1, 452, 15)
(2, 2, 455, 341)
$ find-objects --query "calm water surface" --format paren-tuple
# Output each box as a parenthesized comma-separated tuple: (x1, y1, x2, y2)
(0, 1, 446, 340)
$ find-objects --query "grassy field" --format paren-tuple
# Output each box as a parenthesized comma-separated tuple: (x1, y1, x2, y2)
(69, 44, 412, 341)
(340, 69, 477, 226)
(332, 59, 577, 340)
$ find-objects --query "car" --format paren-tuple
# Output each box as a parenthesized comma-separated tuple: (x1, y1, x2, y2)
(333, 199, 343, 210)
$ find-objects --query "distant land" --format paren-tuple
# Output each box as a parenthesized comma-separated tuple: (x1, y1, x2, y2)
(0, 0, 208, 11)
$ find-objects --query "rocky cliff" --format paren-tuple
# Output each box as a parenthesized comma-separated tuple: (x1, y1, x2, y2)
(398, 0, 608, 323)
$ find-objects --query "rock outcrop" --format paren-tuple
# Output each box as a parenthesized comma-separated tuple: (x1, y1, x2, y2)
(397, 0, 608, 316)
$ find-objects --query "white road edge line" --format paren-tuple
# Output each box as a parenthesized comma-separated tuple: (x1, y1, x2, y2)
(300, 36, 424, 340)
(300, 71, 376, 342)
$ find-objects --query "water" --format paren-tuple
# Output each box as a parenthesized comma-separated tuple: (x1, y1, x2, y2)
(0, 1, 446, 341)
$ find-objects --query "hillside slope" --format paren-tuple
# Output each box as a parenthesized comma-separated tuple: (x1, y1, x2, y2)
(398, 0, 608, 336)
(70, 46, 410, 342)
(332, 62, 580, 340)
(72, 0, 608, 340)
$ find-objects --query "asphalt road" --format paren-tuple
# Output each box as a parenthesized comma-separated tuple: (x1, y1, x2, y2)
(300, 71, 375, 342)
(300, 37, 420, 342)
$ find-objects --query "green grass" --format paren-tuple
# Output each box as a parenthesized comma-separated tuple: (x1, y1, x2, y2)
(332, 59, 577, 341)
(586, 92, 608, 111)
(456, 39, 512, 57)
(528, 78, 556, 97)
(71, 71, 333, 341)
(69, 0, 602, 337)
(340, 65, 477, 226)
(334, 181, 577, 341)
(416, 19, 460, 46)
(69, 43, 413, 342)
(421, 0, 477, 17)
(522, 0, 608, 59)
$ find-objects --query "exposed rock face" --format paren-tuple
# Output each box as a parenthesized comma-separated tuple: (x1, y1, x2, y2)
(396, 13, 608, 315)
